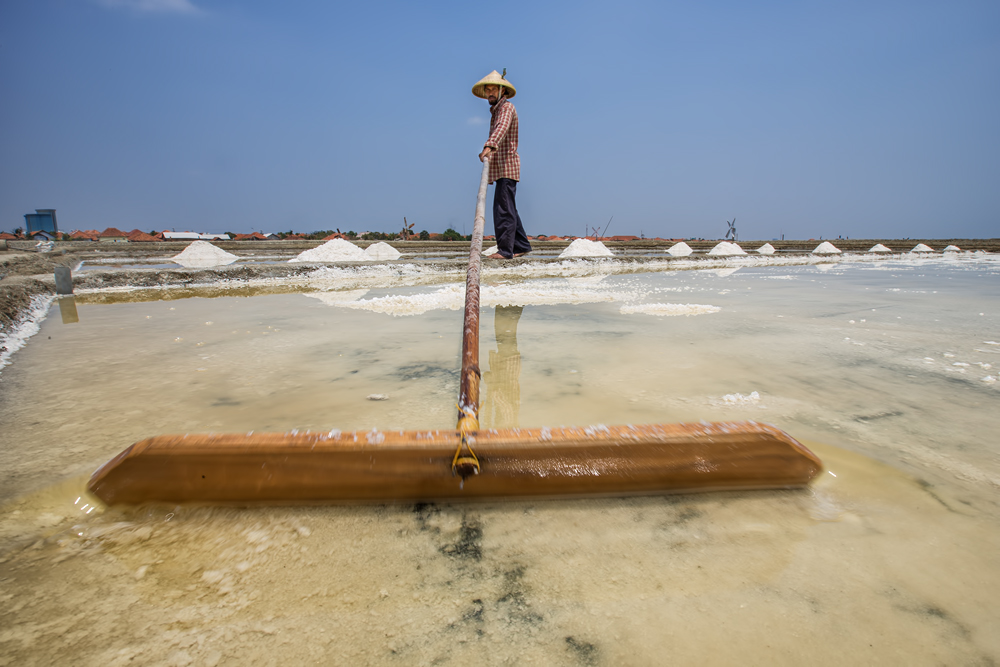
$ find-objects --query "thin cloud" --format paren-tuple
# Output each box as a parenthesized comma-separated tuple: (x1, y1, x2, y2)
(96, 0, 202, 15)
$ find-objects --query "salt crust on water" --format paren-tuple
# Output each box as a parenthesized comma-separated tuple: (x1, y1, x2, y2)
(289, 239, 368, 263)
(812, 241, 841, 254)
(666, 242, 693, 257)
(364, 242, 401, 260)
(911, 243, 934, 253)
(722, 391, 760, 405)
(756, 243, 775, 255)
(869, 244, 892, 253)
(559, 239, 613, 258)
(708, 242, 745, 256)
(171, 241, 239, 267)
(322, 282, 632, 316)
(619, 303, 721, 317)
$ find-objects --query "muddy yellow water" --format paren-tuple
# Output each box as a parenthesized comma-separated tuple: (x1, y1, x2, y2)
(1, 258, 998, 665)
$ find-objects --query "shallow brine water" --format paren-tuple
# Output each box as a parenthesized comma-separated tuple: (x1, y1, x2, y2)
(1, 255, 998, 665)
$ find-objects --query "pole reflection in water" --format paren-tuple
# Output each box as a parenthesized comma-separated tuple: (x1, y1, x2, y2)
(57, 296, 79, 324)
(481, 305, 523, 428)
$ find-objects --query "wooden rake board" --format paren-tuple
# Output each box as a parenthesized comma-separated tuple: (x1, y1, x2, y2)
(88, 421, 822, 504)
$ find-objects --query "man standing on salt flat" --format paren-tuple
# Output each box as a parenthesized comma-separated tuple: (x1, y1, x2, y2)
(474, 69, 532, 259)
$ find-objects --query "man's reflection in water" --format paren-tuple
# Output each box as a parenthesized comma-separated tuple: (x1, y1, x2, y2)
(481, 305, 523, 429)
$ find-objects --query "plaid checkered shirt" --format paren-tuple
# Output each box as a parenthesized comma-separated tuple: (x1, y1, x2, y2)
(484, 98, 520, 183)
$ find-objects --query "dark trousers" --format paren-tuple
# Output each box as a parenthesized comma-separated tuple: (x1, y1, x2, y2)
(492, 178, 532, 258)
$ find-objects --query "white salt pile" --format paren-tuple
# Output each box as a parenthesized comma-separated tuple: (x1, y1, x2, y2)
(171, 241, 239, 267)
(364, 242, 401, 260)
(559, 239, 613, 258)
(944, 245, 961, 252)
(869, 244, 892, 253)
(910, 243, 934, 253)
(619, 303, 721, 317)
(756, 243, 775, 255)
(812, 241, 841, 254)
(482, 245, 499, 256)
(289, 239, 368, 263)
(707, 241, 745, 256)
(666, 242, 693, 257)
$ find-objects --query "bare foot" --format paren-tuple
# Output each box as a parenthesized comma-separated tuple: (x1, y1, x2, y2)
(513, 252, 529, 257)
(487, 253, 508, 259)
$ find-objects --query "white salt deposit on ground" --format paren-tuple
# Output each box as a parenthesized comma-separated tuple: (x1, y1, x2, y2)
(869, 244, 892, 253)
(559, 239, 613, 258)
(707, 242, 746, 256)
(812, 241, 842, 254)
(756, 243, 775, 255)
(364, 242, 401, 261)
(619, 303, 721, 316)
(910, 243, 934, 253)
(482, 245, 499, 256)
(289, 239, 368, 263)
(0, 295, 53, 376)
(666, 242, 693, 257)
(944, 245, 961, 252)
(171, 241, 239, 267)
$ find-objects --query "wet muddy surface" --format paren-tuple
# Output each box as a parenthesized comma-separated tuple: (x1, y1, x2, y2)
(1, 246, 999, 665)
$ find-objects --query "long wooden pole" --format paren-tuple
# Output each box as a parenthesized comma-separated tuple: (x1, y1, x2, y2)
(453, 158, 491, 478)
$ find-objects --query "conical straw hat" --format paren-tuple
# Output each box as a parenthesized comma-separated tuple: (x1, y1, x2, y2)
(472, 70, 516, 99)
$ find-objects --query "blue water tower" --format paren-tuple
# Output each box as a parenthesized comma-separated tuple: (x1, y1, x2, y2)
(24, 209, 58, 234)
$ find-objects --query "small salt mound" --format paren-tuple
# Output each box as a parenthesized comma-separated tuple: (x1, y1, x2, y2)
(943, 245, 961, 252)
(869, 244, 892, 253)
(666, 242, 692, 257)
(812, 241, 841, 254)
(707, 242, 745, 256)
(559, 239, 613, 258)
(290, 239, 368, 263)
(171, 240, 239, 268)
(364, 242, 401, 260)
(620, 303, 721, 317)
(910, 243, 934, 253)
(482, 245, 499, 256)
(756, 243, 775, 255)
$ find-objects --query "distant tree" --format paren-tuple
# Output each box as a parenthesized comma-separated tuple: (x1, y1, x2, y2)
(419, 230, 430, 240)
(347, 231, 357, 239)
(224, 231, 235, 238)
(442, 228, 463, 241)
(13, 227, 23, 237)
(61, 233, 71, 241)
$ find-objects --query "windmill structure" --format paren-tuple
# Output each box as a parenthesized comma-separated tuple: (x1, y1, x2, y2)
(725, 218, 737, 242)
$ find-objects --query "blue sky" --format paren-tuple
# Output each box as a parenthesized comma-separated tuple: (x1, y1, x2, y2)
(2, 0, 997, 240)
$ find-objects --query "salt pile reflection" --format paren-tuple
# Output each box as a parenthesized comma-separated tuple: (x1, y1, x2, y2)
(1, 255, 998, 664)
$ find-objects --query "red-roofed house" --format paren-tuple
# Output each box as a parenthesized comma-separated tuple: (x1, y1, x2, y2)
(0, 232, 19, 240)
(127, 230, 158, 242)
(70, 230, 99, 240)
(100, 227, 129, 242)
(323, 233, 347, 240)
(234, 232, 267, 241)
